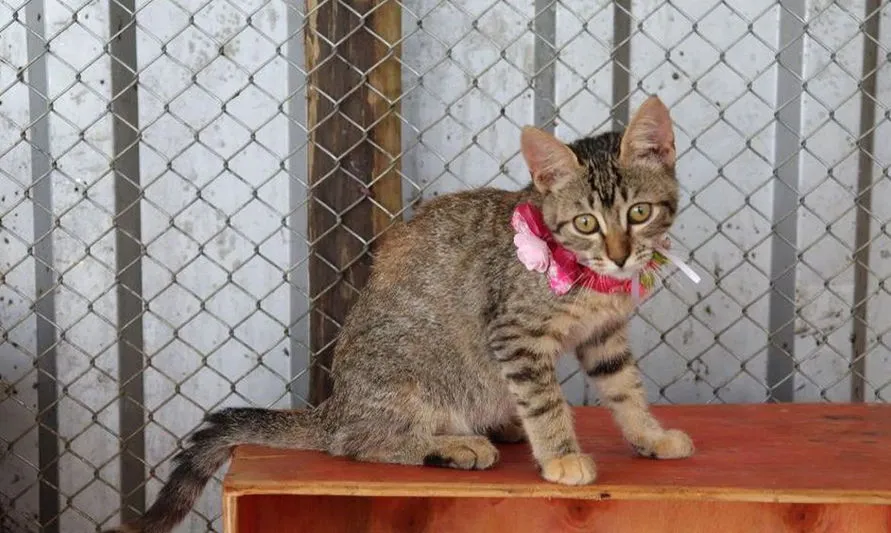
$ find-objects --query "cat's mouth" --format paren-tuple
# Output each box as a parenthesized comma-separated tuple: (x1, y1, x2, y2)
(581, 240, 667, 278)
(580, 259, 646, 279)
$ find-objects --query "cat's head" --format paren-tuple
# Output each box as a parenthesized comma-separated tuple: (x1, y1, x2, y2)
(520, 96, 678, 279)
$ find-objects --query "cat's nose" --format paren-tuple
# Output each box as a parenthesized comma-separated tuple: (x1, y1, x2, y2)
(604, 233, 631, 269)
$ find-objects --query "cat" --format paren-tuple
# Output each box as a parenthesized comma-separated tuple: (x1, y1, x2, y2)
(105, 95, 693, 533)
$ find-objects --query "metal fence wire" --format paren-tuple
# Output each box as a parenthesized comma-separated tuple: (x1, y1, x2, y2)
(1, 0, 890, 531)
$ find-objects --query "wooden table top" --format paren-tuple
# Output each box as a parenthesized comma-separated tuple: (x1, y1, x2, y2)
(223, 403, 891, 504)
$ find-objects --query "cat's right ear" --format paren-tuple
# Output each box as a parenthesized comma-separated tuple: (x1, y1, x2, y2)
(520, 127, 581, 193)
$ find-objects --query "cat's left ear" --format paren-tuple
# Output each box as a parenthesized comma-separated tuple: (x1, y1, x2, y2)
(520, 127, 581, 193)
(619, 96, 676, 171)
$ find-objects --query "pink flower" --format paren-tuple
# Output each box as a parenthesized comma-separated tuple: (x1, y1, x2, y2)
(547, 262, 574, 295)
(513, 232, 550, 273)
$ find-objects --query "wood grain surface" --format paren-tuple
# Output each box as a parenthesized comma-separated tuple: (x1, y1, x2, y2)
(227, 495, 891, 533)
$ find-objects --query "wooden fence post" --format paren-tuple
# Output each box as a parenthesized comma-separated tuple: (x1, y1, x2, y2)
(305, 0, 402, 404)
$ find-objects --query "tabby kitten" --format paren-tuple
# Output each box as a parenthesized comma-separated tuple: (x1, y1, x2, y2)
(107, 96, 693, 533)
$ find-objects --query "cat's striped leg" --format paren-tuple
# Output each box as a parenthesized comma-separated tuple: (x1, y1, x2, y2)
(576, 324, 694, 459)
(489, 324, 596, 485)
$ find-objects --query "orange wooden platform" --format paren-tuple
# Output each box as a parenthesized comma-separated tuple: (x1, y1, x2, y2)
(223, 404, 891, 533)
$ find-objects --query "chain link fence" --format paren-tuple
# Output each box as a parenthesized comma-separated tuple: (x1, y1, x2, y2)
(1, 0, 889, 531)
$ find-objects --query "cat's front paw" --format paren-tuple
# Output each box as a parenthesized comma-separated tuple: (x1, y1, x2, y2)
(634, 429, 694, 459)
(540, 453, 597, 485)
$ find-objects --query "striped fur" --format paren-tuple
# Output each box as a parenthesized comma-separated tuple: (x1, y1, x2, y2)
(105, 96, 692, 533)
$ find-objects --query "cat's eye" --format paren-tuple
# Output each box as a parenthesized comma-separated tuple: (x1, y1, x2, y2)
(573, 214, 599, 234)
(628, 203, 653, 224)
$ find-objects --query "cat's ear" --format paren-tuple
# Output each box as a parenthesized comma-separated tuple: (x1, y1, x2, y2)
(619, 96, 676, 170)
(520, 127, 581, 193)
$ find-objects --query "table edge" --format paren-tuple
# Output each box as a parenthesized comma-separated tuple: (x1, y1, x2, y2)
(221, 479, 891, 505)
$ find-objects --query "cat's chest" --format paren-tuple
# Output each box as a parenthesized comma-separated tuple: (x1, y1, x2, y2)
(549, 293, 633, 351)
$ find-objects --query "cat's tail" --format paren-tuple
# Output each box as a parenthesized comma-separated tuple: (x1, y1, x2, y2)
(103, 407, 326, 533)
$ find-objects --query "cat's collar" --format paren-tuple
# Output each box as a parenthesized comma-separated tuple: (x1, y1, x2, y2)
(510, 203, 700, 298)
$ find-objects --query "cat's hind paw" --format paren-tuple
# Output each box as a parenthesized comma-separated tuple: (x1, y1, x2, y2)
(423, 436, 500, 470)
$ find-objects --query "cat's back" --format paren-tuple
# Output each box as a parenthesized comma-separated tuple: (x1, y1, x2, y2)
(337, 187, 533, 342)
(372, 187, 531, 280)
